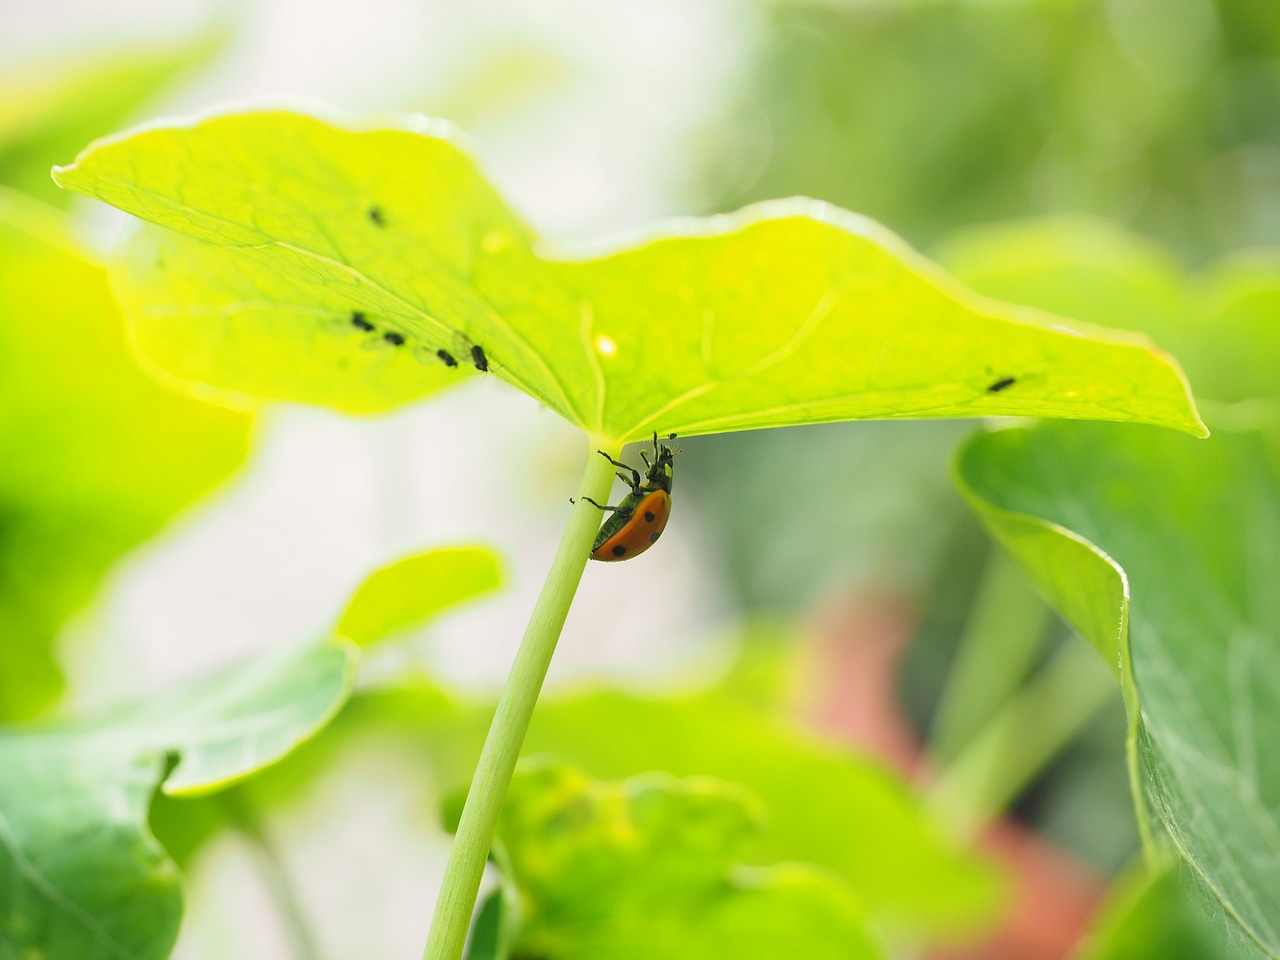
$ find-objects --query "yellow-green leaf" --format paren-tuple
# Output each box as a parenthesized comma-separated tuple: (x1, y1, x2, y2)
(936, 215, 1280, 409)
(0, 189, 252, 721)
(54, 110, 1204, 439)
(336, 544, 503, 648)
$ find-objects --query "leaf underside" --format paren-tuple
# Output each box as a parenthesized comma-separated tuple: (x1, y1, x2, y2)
(53, 110, 1204, 441)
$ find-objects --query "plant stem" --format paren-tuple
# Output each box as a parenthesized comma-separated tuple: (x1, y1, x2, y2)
(929, 552, 1051, 763)
(422, 437, 620, 960)
(220, 789, 323, 960)
(926, 637, 1117, 839)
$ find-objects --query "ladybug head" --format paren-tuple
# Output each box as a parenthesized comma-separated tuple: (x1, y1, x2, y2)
(641, 431, 679, 493)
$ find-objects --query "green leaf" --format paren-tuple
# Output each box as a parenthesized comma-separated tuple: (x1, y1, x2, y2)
(336, 544, 503, 648)
(235, 675, 1003, 943)
(955, 421, 1280, 958)
(53, 110, 1204, 438)
(1078, 859, 1251, 960)
(459, 759, 885, 960)
(0, 189, 251, 721)
(0, 32, 225, 206)
(936, 216, 1280, 408)
(0, 639, 356, 960)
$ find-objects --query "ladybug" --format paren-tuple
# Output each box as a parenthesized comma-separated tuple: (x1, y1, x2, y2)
(582, 432, 679, 562)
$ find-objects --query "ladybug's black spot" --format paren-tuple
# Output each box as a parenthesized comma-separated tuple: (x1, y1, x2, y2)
(368, 205, 385, 226)
(437, 349, 458, 367)
(987, 376, 1017, 393)
(611, 545, 627, 557)
(471, 344, 490, 372)
(644, 510, 655, 522)
(351, 312, 374, 331)
(649, 532, 661, 542)
(384, 331, 405, 346)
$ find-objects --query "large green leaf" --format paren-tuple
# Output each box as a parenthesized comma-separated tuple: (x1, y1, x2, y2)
(0, 639, 357, 960)
(936, 216, 1280, 407)
(53, 110, 1204, 439)
(0, 189, 251, 721)
(956, 421, 1280, 958)
(0, 33, 225, 206)
(449, 760, 885, 960)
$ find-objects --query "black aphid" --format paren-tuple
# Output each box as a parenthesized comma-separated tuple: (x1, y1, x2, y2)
(383, 331, 405, 346)
(437, 349, 458, 367)
(987, 376, 1017, 393)
(471, 344, 489, 372)
(368, 206, 385, 226)
(351, 312, 374, 331)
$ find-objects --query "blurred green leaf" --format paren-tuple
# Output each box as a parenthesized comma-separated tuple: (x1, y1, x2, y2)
(702, 1, 1280, 260)
(231, 674, 1004, 943)
(0, 189, 251, 721)
(0, 32, 226, 206)
(454, 759, 885, 960)
(53, 110, 1204, 437)
(337, 544, 503, 648)
(956, 421, 1280, 958)
(526, 687, 1004, 938)
(937, 216, 1280, 408)
(0, 638, 356, 960)
(684, 420, 976, 610)
(1076, 859, 1249, 960)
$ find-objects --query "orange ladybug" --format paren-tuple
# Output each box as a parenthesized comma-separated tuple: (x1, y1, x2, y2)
(582, 433, 678, 562)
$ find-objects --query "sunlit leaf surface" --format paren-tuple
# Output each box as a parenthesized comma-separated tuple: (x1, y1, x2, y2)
(0, 640, 356, 960)
(957, 422, 1280, 959)
(0, 190, 251, 721)
(448, 760, 885, 960)
(937, 216, 1280, 408)
(54, 111, 1203, 439)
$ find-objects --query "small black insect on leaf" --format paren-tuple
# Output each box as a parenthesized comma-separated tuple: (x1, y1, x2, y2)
(351, 311, 374, 332)
(471, 344, 489, 372)
(368, 205, 385, 226)
(987, 376, 1017, 393)
(436, 349, 458, 367)
(383, 331, 405, 346)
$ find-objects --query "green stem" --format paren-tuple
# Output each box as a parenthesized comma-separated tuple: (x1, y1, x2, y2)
(927, 637, 1117, 839)
(423, 437, 620, 960)
(929, 552, 1051, 763)
(220, 790, 323, 960)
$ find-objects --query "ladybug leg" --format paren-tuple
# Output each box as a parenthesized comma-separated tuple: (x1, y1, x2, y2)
(576, 496, 620, 514)
(597, 450, 642, 492)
